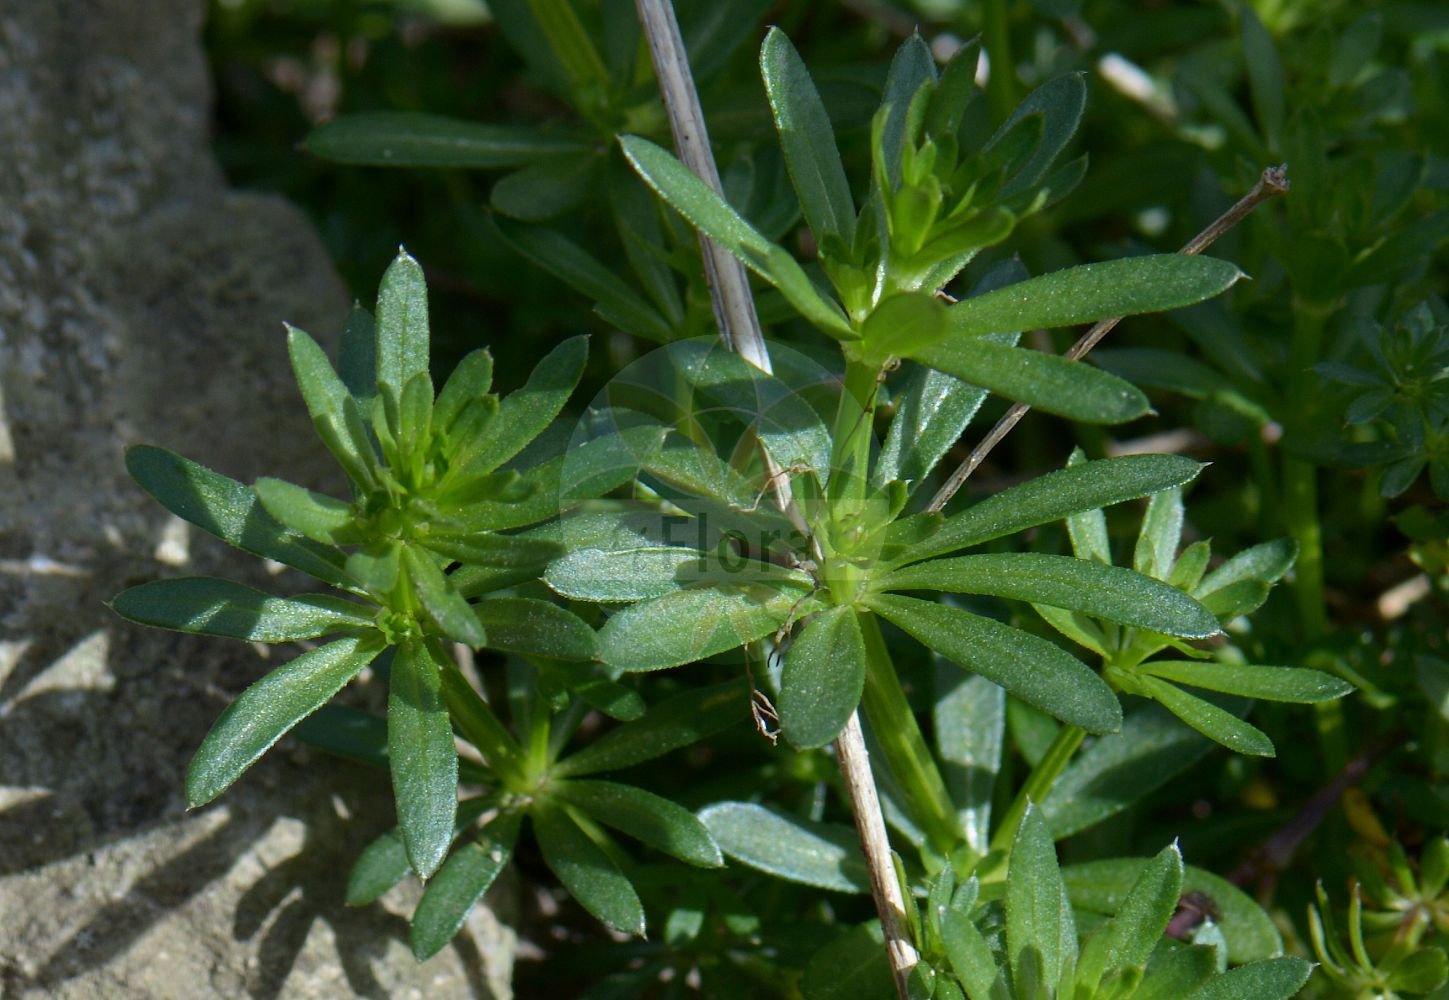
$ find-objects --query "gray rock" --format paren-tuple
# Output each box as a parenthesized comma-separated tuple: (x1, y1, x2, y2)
(0, 2, 513, 996)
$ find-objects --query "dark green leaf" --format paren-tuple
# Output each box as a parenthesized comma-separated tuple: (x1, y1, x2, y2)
(295, 704, 390, 770)
(186, 635, 383, 807)
(410, 812, 522, 959)
(113, 577, 372, 642)
(474, 597, 596, 660)
(1140, 676, 1273, 755)
(389, 640, 459, 878)
(869, 594, 1121, 734)
(1182, 958, 1312, 1000)
(780, 607, 866, 749)
(1144, 661, 1353, 703)
(490, 152, 598, 221)
(126, 446, 350, 588)
(553, 780, 722, 867)
(534, 804, 646, 936)
(375, 249, 430, 410)
(987, 73, 1086, 196)
(935, 669, 1004, 855)
(699, 802, 870, 893)
(1076, 843, 1182, 990)
(346, 829, 411, 907)
(434, 349, 493, 433)
(800, 922, 894, 1000)
(761, 28, 856, 248)
(897, 454, 1204, 564)
(877, 34, 936, 187)
(305, 111, 587, 167)
(286, 325, 376, 486)
(338, 305, 377, 405)
(1006, 806, 1075, 992)
(883, 553, 1220, 638)
(555, 679, 747, 777)
(939, 256, 1244, 338)
(1239, 5, 1285, 151)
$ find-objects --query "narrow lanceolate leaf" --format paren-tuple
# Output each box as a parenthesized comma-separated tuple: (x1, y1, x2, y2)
(305, 111, 587, 167)
(286, 326, 375, 485)
(254, 477, 355, 545)
(761, 27, 855, 248)
(375, 249, 430, 408)
(338, 305, 377, 405)
(909, 338, 1149, 423)
(1076, 843, 1183, 991)
(698, 802, 871, 893)
(988, 73, 1087, 197)
(113, 577, 372, 642)
(779, 607, 866, 749)
(459, 335, 587, 476)
(434, 349, 493, 433)
(552, 780, 723, 867)
(554, 678, 748, 778)
(1007, 807, 1076, 993)
(473, 597, 596, 660)
(885, 554, 1220, 638)
(940, 256, 1244, 338)
(873, 367, 988, 492)
(1144, 661, 1353, 703)
(1182, 959, 1312, 1000)
(897, 455, 1204, 565)
(599, 583, 819, 673)
(801, 923, 896, 1000)
(125, 446, 350, 589)
(870, 594, 1121, 734)
(346, 829, 412, 906)
(1140, 675, 1274, 756)
(186, 634, 383, 807)
(534, 804, 646, 936)
(389, 640, 459, 878)
(403, 545, 487, 648)
(410, 811, 522, 960)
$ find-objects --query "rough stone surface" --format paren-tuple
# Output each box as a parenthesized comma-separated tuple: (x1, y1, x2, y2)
(0, 2, 513, 996)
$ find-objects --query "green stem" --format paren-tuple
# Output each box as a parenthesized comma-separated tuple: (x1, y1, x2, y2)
(983, 0, 1017, 124)
(988, 724, 1085, 856)
(859, 612, 962, 857)
(829, 358, 881, 506)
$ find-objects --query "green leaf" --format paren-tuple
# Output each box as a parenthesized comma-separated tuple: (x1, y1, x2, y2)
(460, 335, 587, 476)
(389, 640, 459, 878)
(1386, 948, 1449, 994)
(422, 530, 558, 571)
(113, 577, 372, 642)
(1140, 676, 1274, 756)
(126, 446, 350, 589)
(345, 829, 411, 906)
(988, 73, 1086, 196)
(545, 545, 704, 602)
(940, 256, 1244, 338)
(534, 804, 646, 936)
(403, 546, 487, 648)
(1239, 5, 1285, 152)
(869, 594, 1121, 734)
(874, 367, 984, 492)
(935, 670, 1004, 855)
(1043, 703, 1220, 838)
(1183, 958, 1311, 1000)
(410, 811, 522, 959)
(490, 152, 598, 221)
(599, 582, 818, 673)
(186, 634, 383, 807)
(1007, 806, 1075, 993)
(493, 219, 673, 342)
(761, 28, 855, 248)
(552, 780, 722, 867)
(1195, 538, 1296, 596)
(801, 922, 895, 1000)
(862, 292, 948, 362)
(882, 553, 1220, 638)
(338, 305, 377, 405)
(779, 607, 866, 749)
(253, 477, 355, 545)
(897, 454, 1204, 564)
(434, 349, 493, 433)
(286, 325, 376, 486)
(304, 111, 587, 167)
(1065, 857, 1283, 964)
(699, 802, 871, 893)
(877, 34, 936, 188)
(1135, 487, 1184, 580)
(474, 597, 596, 660)
(554, 679, 748, 777)
(1144, 661, 1353, 704)
(944, 888, 1001, 1000)
(375, 249, 430, 411)
(1076, 843, 1183, 990)
(293, 704, 389, 770)
(912, 337, 1147, 423)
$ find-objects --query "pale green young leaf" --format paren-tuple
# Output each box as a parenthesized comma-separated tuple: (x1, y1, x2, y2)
(434, 349, 494, 433)
(877, 34, 936, 187)
(286, 325, 376, 486)
(698, 802, 871, 893)
(1195, 538, 1296, 596)
(458, 335, 587, 476)
(1143, 661, 1353, 703)
(554, 679, 747, 778)
(410, 811, 522, 959)
(389, 639, 459, 878)
(882, 552, 1220, 638)
(375, 249, 430, 413)
(552, 779, 722, 867)
(1140, 675, 1275, 756)
(761, 27, 856, 248)
(113, 577, 371, 642)
(402, 545, 487, 648)
(305, 111, 587, 167)
(1134, 487, 1184, 579)
(861, 292, 948, 362)
(254, 477, 355, 545)
(869, 594, 1121, 734)
(186, 634, 383, 807)
(779, 607, 866, 749)
(940, 256, 1244, 339)
(534, 804, 646, 936)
